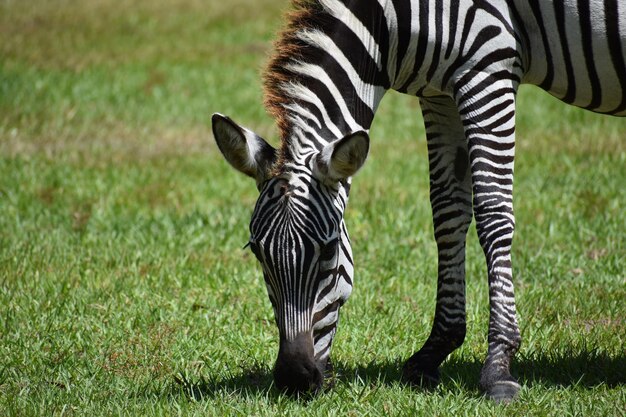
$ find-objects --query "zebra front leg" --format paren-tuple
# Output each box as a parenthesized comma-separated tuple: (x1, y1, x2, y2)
(402, 96, 472, 389)
(459, 77, 522, 402)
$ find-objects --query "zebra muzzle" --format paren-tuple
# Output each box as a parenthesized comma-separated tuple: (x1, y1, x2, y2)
(273, 332, 324, 394)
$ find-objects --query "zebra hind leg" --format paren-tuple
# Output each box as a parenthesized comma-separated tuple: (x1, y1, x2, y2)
(402, 96, 472, 390)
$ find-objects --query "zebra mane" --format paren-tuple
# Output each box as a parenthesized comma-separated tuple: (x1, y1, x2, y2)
(263, 0, 332, 172)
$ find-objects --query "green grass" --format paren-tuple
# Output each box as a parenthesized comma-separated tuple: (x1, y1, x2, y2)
(1, 0, 625, 415)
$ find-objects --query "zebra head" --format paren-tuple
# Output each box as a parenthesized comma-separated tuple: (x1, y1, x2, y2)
(212, 114, 369, 393)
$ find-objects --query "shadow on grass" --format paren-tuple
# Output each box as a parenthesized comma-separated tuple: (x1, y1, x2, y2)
(171, 350, 625, 401)
(171, 363, 277, 401)
(442, 349, 626, 390)
(170, 359, 405, 401)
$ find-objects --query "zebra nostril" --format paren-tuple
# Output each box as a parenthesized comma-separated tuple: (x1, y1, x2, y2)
(273, 357, 323, 394)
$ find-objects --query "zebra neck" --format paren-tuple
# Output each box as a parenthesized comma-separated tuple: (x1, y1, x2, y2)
(264, 0, 390, 167)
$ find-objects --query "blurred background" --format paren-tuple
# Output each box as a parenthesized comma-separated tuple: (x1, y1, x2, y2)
(2, 0, 624, 155)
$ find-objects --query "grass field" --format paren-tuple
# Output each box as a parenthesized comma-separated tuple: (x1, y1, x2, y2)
(1, 0, 625, 415)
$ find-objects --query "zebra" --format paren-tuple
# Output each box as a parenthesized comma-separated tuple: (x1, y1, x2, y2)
(212, 0, 625, 401)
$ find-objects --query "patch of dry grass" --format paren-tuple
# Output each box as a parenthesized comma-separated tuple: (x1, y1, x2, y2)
(1, 0, 285, 69)
(0, 124, 216, 162)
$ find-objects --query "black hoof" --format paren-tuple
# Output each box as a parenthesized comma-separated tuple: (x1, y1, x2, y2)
(484, 380, 521, 403)
(402, 355, 441, 390)
(480, 364, 521, 403)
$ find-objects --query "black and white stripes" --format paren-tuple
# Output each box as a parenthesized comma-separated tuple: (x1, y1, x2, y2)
(516, 0, 626, 114)
(213, 0, 625, 398)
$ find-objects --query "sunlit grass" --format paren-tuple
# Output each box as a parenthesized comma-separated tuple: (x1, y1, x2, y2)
(1, 0, 625, 415)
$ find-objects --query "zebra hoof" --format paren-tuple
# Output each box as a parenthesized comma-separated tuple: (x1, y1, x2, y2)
(480, 366, 521, 403)
(401, 356, 440, 390)
(484, 380, 521, 403)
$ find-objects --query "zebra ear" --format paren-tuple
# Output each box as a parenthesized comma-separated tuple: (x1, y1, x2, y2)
(314, 131, 370, 183)
(212, 113, 277, 185)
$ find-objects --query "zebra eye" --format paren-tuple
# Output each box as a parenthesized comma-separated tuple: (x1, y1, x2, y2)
(319, 238, 339, 261)
(248, 242, 263, 262)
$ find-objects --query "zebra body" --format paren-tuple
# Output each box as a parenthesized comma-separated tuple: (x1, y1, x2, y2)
(212, 0, 625, 400)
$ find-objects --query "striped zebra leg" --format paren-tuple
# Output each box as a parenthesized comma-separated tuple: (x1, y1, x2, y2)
(403, 96, 472, 389)
(458, 77, 522, 402)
